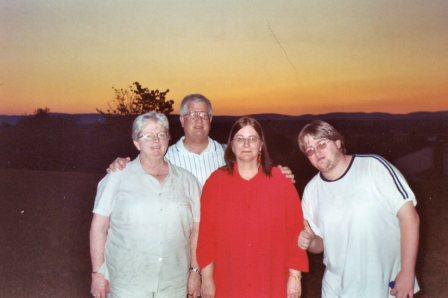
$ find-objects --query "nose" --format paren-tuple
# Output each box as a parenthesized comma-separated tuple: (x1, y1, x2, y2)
(314, 149, 325, 158)
(242, 139, 251, 147)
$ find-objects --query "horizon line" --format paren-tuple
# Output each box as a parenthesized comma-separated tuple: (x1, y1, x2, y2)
(1, 110, 448, 118)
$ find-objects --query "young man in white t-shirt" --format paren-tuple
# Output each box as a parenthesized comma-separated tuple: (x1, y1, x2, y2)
(297, 120, 420, 298)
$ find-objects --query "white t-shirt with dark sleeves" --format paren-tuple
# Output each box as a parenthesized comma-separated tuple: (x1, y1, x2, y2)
(165, 136, 226, 186)
(302, 154, 419, 298)
(92, 157, 201, 297)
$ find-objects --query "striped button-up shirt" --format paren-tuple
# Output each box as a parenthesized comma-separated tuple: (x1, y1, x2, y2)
(165, 136, 226, 186)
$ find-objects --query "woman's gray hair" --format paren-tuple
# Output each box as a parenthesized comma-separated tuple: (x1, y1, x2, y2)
(179, 94, 213, 116)
(132, 112, 169, 141)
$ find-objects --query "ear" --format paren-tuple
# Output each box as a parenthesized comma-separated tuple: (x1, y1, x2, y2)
(133, 140, 141, 151)
(335, 139, 342, 149)
(180, 115, 185, 128)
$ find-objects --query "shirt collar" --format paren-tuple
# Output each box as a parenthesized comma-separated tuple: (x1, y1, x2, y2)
(133, 155, 175, 187)
(175, 136, 216, 155)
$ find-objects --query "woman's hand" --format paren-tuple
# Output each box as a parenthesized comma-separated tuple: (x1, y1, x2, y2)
(201, 275, 216, 298)
(287, 273, 302, 298)
(91, 272, 109, 298)
(188, 271, 201, 297)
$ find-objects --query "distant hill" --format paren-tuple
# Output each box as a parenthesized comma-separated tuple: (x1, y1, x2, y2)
(0, 113, 105, 126)
(0, 115, 22, 126)
(1, 111, 447, 126)
(250, 111, 448, 121)
(0, 110, 446, 179)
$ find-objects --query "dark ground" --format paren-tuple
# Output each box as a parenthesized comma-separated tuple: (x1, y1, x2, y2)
(1, 169, 447, 297)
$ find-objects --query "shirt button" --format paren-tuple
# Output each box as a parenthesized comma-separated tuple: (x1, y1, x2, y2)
(158, 257, 163, 262)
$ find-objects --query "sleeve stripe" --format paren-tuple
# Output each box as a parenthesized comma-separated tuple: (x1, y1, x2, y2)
(357, 154, 409, 199)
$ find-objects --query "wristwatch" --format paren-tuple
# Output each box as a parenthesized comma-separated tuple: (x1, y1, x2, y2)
(189, 267, 201, 274)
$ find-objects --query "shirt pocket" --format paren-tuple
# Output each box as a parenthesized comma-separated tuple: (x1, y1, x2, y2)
(166, 194, 194, 236)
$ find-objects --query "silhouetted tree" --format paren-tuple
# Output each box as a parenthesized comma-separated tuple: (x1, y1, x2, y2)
(18, 106, 51, 126)
(34, 107, 50, 118)
(97, 82, 174, 116)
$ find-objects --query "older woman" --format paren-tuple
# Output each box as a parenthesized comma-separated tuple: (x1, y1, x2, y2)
(89, 112, 201, 298)
(197, 117, 309, 298)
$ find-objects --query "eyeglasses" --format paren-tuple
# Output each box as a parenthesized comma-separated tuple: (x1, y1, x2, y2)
(184, 111, 211, 121)
(233, 136, 260, 145)
(138, 132, 169, 142)
(304, 139, 330, 157)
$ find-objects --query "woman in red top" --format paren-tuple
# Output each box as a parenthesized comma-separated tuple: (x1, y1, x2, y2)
(197, 117, 309, 298)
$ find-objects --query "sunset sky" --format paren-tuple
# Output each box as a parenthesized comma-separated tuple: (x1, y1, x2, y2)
(1, 0, 447, 116)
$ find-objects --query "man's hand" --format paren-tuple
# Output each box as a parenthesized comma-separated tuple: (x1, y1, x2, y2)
(390, 270, 415, 298)
(278, 165, 295, 183)
(298, 220, 315, 250)
(90, 273, 109, 298)
(106, 157, 130, 173)
(187, 271, 201, 297)
(391, 202, 419, 298)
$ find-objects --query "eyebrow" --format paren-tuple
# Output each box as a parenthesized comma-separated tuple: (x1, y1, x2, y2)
(234, 134, 258, 137)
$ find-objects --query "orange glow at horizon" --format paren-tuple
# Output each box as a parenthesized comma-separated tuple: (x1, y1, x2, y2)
(1, 1, 447, 116)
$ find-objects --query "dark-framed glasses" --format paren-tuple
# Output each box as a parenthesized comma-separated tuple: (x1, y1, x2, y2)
(233, 136, 260, 145)
(304, 139, 330, 157)
(139, 132, 169, 142)
(184, 111, 211, 121)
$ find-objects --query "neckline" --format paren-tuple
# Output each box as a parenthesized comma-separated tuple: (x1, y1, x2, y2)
(177, 136, 213, 155)
(235, 163, 261, 182)
(320, 155, 355, 182)
(136, 156, 173, 187)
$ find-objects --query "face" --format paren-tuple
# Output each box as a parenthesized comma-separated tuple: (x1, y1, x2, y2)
(302, 134, 343, 173)
(133, 120, 169, 159)
(231, 125, 263, 164)
(180, 101, 211, 141)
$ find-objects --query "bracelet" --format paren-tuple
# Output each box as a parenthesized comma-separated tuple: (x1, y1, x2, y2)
(289, 273, 302, 282)
(189, 267, 201, 274)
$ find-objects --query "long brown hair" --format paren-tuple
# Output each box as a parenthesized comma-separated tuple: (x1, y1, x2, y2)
(224, 117, 272, 176)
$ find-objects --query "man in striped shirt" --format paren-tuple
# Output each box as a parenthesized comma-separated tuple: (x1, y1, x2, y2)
(164, 94, 225, 186)
(108, 94, 225, 186)
(297, 120, 420, 298)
